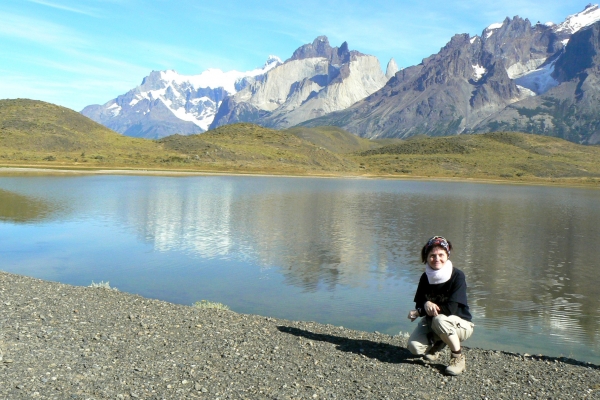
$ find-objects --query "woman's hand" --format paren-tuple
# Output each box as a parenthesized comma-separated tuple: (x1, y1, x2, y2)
(407, 310, 419, 322)
(424, 301, 440, 317)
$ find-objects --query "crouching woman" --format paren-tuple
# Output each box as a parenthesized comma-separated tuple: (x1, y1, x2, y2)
(407, 236, 474, 375)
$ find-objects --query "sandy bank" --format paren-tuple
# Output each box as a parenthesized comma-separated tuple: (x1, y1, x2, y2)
(0, 271, 598, 399)
(0, 165, 598, 189)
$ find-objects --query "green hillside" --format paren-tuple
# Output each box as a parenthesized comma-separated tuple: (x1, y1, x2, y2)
(1, 99, 599, 186)
(0, 99, 172, 166)
(0, 100, 357, 174)
(355, 132, 600, 184)
(159, 123, 357, 173)
(284, 126, 385, 153)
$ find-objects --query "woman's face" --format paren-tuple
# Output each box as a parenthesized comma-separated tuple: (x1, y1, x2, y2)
(427, 246, 448, 270)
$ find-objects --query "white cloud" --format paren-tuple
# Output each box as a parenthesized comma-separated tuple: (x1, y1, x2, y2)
(25, 0, 100, 17)
(0, 12, 87, 48)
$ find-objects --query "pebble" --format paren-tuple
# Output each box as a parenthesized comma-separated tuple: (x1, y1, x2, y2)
(0, 270, 598, 399)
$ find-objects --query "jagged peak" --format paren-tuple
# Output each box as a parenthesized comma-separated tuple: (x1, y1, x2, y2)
(482, 16, 535, 39)
(286, 36, 363, 64)
(554, 3, 600, 35)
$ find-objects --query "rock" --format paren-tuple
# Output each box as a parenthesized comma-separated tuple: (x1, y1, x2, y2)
(0, 270, 598, 399)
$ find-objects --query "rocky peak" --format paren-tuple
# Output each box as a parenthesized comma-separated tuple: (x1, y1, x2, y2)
(140, 70, 167, 91)
(385, 58, 400, 79)
(287, 36, 363, 64)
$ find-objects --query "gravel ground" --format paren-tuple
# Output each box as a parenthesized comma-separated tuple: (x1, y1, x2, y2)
(0, 271, 598, 399)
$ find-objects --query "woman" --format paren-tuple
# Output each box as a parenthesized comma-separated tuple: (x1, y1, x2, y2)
(407, 236, 474, 376)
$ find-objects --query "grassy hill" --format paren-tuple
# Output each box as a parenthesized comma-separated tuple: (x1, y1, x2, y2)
(158, 123, 357, 173)
(0, 99, 173, 166)
(1, 99, 599, 185)
(355, 132, 600, 184)
(0, 100, 357, 174)
(284, 126, 385, 153)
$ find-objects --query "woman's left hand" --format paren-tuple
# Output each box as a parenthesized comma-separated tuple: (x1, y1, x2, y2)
(424, 301, 440, 317)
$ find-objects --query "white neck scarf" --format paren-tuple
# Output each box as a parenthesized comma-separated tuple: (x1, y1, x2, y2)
(425, 260, 453, 284)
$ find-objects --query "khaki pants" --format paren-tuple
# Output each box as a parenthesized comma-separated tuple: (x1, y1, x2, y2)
(407, 315, 474, 355)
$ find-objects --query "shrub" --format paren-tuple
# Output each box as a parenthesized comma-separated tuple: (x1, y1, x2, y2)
(193, 300, 229, 310)
(89, 280, 118, 291)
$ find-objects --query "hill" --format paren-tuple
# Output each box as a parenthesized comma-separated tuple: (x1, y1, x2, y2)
(158, 123, 358, 173)
(284, 126, 385, 154)
(1, 99, 600, 185)
(354, 132, 600, 183)
(0, 99, 172, 166)
(0, 100, 357, 174)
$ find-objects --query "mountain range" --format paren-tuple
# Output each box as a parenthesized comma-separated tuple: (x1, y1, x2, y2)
(301, 4, 600, 144)
(82, 4, 600, 144)
(82, 38, 396, 139)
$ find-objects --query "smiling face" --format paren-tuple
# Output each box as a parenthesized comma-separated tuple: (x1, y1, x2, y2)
(427, 246, 448, 270)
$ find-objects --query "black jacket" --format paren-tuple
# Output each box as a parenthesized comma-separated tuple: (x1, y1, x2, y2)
(414, 268, 472, 321)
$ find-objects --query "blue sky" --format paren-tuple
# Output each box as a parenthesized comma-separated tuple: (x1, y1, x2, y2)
(0, 0, 594, 111)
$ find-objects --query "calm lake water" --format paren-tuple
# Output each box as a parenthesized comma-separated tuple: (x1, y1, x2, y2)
(0, 173, 599, 364)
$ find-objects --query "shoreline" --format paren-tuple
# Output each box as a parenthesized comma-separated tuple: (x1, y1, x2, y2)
(1, 165, 599, 190)
(0, 271, 598, 399)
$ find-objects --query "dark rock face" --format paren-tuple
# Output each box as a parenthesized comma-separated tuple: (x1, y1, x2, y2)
(476, 21, 600, 144)
(553, 24, 600, 82)
(211, 97, 270, 127)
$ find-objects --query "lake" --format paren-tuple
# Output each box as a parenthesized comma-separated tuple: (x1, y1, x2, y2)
(0, 172, 598, 364)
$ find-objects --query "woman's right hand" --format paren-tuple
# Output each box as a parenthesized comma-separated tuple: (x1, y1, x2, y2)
(408, 310, 419, 321)
(424, 301, 440, 317)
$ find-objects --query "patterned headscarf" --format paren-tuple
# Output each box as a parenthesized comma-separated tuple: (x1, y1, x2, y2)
(425, 236, 451, 256)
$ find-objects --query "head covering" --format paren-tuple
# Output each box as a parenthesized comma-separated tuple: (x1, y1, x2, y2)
(424, 236, 451, 257)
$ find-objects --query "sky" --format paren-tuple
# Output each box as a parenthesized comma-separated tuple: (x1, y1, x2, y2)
(0, 0, 595, 112)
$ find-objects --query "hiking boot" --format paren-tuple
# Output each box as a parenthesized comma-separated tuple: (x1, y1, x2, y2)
(423, 340, 446, 361)
(445, 354, 466, 375)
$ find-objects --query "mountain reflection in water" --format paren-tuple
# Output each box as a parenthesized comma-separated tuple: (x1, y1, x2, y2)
(0, 189, 58, 223)
(0, 174, 598, 363)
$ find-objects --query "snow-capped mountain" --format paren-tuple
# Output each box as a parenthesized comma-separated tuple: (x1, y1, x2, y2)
(553, 3, 600, 35)
(81, 56, 281, 139)
(300, 4, 600, 144)
(210, 37, 392, 130)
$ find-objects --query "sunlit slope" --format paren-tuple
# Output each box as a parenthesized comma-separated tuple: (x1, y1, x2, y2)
(355, 132, 600, 182)
(0, 99, 170, 165)
(159, 123, 357, 173)
(0, 99, 163, 152)
(284, 126, 384, 154)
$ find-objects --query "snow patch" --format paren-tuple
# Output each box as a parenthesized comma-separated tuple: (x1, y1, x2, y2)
(562, 39, 570, 46)
(554, 4, 600, 35)
(470, 36, 478, 44)
(129, 96, 141, 107)
(485, 22, 503, 38)
(472, 64, 486, 81)
(517, 85, 536, 97)
(513, 59, 560, 95)
(107, 103, 121, 116)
